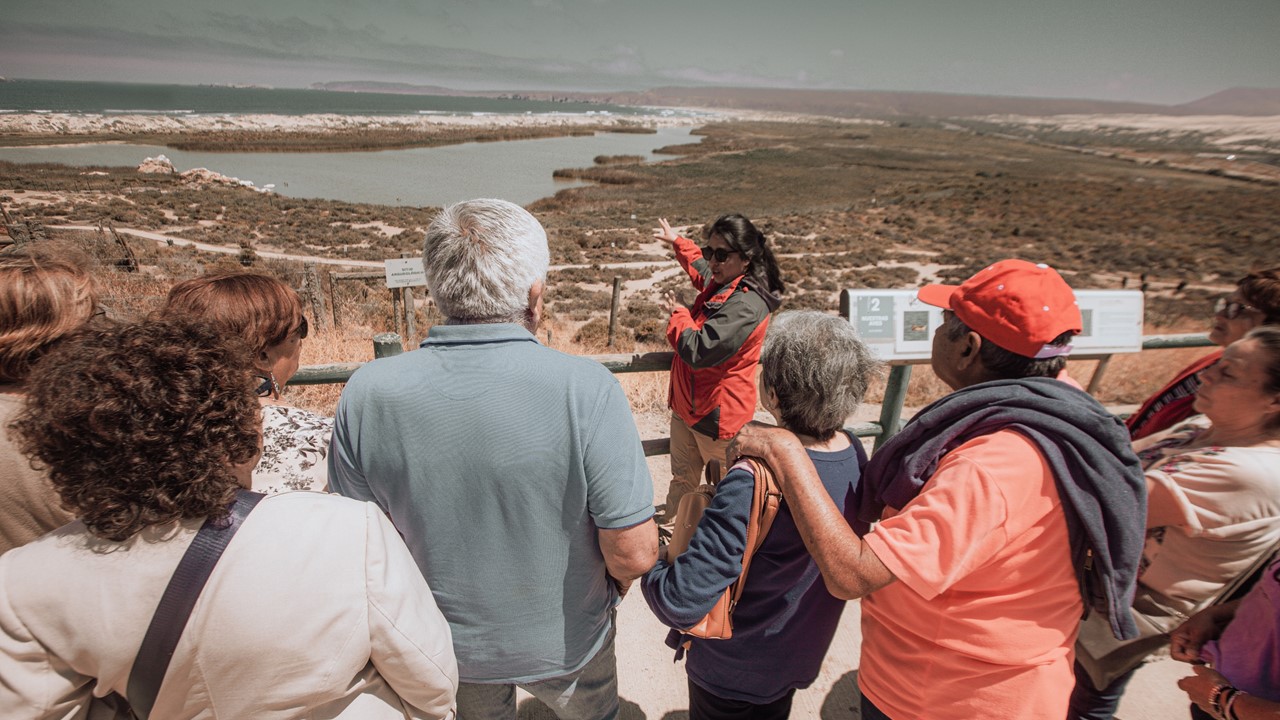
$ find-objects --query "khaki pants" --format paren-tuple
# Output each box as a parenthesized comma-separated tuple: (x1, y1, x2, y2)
(664, 414, 731, 514)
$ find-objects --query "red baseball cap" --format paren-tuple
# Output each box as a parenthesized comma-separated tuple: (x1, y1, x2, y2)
(917, 259, 1083, 359)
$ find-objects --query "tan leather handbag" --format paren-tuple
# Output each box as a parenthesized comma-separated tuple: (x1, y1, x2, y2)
(668, 457, 782, 640)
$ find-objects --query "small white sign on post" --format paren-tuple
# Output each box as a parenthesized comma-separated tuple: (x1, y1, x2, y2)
(384, 257, 428, 289)
(842, 288, 1145, 361)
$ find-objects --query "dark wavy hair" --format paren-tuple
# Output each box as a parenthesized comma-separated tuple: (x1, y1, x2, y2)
(10, 320, 262, 541)
(704, 214, 785, 295)
(1238, 266, 1280, 326)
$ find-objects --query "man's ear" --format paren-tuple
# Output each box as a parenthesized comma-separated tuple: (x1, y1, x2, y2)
(958, 332, 982, 362)
(526, 280, 545, 332)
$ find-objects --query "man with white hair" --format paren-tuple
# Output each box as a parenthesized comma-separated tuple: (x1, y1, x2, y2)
(330, 199, 657, 719)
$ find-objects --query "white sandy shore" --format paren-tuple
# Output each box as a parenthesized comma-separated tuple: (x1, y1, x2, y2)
(0, 107, 834, 137)
(978, 113, 1280, 147)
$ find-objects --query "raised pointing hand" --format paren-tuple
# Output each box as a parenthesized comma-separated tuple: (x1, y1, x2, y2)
(652, 217, 679, 246)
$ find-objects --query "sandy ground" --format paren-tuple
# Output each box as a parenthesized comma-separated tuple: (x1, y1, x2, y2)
(978, 113, 1280, 147)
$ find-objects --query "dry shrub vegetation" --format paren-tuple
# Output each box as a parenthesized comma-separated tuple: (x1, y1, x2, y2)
(3, 118, 1274, 422)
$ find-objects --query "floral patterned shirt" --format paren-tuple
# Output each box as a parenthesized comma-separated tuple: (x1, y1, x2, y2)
(1134, 414, 1280, 616)
(252, 404, 333, 494)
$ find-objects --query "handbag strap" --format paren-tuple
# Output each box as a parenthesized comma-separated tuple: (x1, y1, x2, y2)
(728, 457, 782, 611)
(126, 489, 264, 719)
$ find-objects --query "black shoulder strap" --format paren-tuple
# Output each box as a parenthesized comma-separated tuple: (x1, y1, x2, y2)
(126, 490, 264, 719)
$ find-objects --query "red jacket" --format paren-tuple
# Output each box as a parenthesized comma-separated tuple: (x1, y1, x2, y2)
(1126, 349, 1221, 440)
(666, 236, 780, 440)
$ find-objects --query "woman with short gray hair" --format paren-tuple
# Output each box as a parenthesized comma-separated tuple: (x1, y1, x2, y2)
(642, 310, 880, 719)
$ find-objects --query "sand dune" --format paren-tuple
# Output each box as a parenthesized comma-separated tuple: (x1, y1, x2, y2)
(978, 113, 1280, 145)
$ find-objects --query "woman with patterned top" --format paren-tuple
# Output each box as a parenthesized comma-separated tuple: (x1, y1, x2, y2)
(164, 272, 331, 493)
(1070, 326, 1280, 719)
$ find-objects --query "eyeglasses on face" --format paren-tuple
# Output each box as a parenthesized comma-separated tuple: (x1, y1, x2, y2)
(701, 246, 741, 263)
(1214, 298, 1258, 320)
(255, 374, 275, 398)
(295, 316, 309, 339)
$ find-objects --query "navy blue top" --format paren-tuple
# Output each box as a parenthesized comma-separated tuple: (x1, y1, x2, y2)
(641, 433, 866, 703)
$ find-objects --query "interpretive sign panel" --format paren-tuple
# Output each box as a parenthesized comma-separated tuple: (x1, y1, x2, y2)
(384, 257, 428, 289)
(842, 288, 1144, 361)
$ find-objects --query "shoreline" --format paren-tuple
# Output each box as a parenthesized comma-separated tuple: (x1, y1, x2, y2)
(0, 111, 702, 153)
(0, 107, 843, 149)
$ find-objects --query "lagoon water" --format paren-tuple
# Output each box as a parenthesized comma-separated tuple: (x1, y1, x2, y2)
(0, 127, 696, 207)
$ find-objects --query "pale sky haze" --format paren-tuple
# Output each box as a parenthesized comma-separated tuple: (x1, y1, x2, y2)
(3, 0, 1277, 105)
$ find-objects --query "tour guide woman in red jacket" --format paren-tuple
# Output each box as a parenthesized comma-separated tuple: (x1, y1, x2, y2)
(653, 214, 784, 519)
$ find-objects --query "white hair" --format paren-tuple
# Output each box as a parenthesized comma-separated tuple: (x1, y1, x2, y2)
(760, 311, 882, 440)
(423, 199, 550, 322)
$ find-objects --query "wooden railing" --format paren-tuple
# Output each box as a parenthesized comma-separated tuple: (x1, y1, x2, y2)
(289, 332, 1215, 456)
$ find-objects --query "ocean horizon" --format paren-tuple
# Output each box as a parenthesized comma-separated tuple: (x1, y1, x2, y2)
(0, 78, 663, 117)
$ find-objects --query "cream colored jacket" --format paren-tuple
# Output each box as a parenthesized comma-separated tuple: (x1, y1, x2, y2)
(0, 491, 458, 719)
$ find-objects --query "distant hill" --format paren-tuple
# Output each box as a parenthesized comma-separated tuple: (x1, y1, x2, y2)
(310, 81, 485, 97)
(574, 87, 1170, 118)
(309, 81, 1280, 118)
(1173, 87, 1280, 116)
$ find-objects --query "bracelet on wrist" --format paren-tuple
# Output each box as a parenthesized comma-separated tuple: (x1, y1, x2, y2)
(1209, 683, 1232, 717)
(1217, 688, 1236, 719)
(1224, 688, 1247, 720)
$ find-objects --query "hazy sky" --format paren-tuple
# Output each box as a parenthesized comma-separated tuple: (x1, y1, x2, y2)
(4, 0, 1277, 104)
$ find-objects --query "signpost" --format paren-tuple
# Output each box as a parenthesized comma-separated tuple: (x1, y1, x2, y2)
(384, 257, 428, 289)
(843, 287, 1145, 449)
(841, 288, 1144, 361)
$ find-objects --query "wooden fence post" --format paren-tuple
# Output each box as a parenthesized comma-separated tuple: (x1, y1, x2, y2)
(390, 289, 402, 338)
(607, 275, 622, 348)
(303, 262, 329, 332)
(373, 333, 404, 358)
(401, 252, 416, 347)
(326, 270, 340, 329)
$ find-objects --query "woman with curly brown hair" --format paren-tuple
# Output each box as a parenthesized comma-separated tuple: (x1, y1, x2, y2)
(164, 271, 332, 493)
(0, 248, 99, 554)
(0, 320, 458, 719)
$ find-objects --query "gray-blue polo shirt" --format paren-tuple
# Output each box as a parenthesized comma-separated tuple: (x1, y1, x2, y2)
(329, 323, 653, 684)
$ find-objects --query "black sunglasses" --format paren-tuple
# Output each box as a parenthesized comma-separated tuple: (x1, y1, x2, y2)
(295, 316, 309, 339)
(1214, 298, 1257, 320)
(701, 246, 741, 263)
(255, 374, 275, 398)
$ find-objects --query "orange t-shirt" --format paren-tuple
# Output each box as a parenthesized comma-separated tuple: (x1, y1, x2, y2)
(860, 430, 1083, 720)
